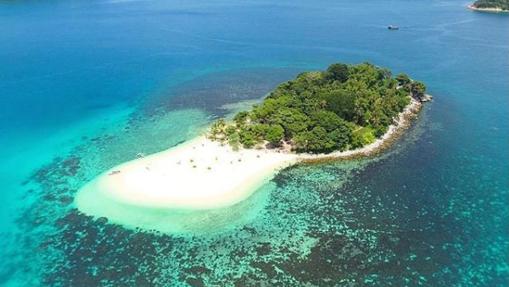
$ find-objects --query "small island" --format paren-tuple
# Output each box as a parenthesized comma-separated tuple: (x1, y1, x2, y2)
(75, 63, 430, 233)
(468, 0, 509, 13)
(210, 63, 428, 154)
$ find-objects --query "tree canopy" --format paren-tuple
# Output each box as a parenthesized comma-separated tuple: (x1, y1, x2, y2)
(472, 0, 509, 10)
(208, 62, 425, 154)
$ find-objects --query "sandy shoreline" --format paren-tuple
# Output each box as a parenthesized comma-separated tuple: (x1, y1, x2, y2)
(75, 97, 423, 229)
(76, 137, 298, 210)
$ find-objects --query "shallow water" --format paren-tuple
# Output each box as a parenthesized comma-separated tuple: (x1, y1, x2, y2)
(1, 0, 508, 286)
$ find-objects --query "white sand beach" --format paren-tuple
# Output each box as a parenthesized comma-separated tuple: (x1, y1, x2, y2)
(75, 137, 299, 211)
(75, 98, 421, 226)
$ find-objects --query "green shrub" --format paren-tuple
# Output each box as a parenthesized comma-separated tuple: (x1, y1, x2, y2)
(209, 62, 422, 154)
(351, 127, 376, 148)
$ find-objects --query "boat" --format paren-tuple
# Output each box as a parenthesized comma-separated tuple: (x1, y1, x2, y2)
(388, 25, 399, 30)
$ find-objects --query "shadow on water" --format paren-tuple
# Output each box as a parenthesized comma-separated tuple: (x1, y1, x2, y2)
(142, 67, 301, 118)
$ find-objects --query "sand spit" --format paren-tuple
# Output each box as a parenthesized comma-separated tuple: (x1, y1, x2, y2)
(75, 98, 423, 230)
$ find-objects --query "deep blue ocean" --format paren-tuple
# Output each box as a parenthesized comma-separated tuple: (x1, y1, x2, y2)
(1, 0, 508, 286)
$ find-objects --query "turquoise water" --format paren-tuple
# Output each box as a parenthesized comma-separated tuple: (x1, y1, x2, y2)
(1, 0, 508, 286)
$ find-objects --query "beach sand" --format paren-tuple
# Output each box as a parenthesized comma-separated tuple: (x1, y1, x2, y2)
(76, 137, 298, 211)
(75, 98, 422, 231)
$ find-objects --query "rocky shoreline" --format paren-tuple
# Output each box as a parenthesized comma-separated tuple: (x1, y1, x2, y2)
(468, 4, 509, 13)
(299, 96, 426, 163)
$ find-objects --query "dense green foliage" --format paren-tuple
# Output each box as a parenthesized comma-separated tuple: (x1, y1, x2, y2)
(209, 63, 425, 153)
(473, 0, 509, 10)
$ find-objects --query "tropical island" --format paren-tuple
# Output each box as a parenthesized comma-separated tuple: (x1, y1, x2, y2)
(209, 63, 428, 154)
(468, 0, 509, 12)
(75, 63, 430, 233)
